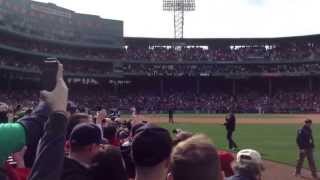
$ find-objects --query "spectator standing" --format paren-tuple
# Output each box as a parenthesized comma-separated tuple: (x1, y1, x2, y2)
(2, 61, 69, 180)
(227, 149, 264, 180)
(90, 145, 128, 180)
(168, 134, 222, 180)
(172, 131, 234, 178)
(61, 123, 103, 180)
(131, 124, 172, 180)
(28, 61, 69, 180)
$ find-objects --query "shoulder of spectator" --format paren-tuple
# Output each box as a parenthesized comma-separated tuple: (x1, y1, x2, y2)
(32, 101, 51, 117)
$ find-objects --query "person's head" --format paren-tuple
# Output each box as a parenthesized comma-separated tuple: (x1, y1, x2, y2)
(172, 131, 193, 147)
(233, 149, 264, 180)
(90, 145, 128, 180)
(66, 113, 90, 139)
(66, 101, 77, 116)
(233, 162, 262, 180)
(168, 134, 221, 180)
(305, 119, 312, 128)
(131, 124, 172, 179)
(69, 123, 103, 164)
(0, 102, 9, 122)
(103, 124, 117, 144)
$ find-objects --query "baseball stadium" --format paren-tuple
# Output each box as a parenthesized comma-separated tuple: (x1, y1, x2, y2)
(0, 0, 320, 180)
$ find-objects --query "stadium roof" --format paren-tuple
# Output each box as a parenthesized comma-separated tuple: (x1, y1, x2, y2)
(125, 34, 320, 46)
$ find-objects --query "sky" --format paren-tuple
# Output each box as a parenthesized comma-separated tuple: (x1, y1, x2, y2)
(34, 0, 320, 38)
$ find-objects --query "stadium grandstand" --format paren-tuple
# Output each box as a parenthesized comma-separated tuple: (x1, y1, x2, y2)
(0, 0, 320, 114)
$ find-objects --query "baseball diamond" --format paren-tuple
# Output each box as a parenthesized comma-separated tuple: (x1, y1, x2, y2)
(144, 113, 320, 180)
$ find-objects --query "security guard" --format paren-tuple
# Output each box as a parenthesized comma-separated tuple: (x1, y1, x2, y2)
(295, 119, 318, 179)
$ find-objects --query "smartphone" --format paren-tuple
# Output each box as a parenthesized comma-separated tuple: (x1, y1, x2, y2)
(40, 58, 59, 91)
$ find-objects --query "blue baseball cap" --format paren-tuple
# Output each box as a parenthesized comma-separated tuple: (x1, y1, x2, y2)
(70, 123, 103, 146)
(131, 124, 172, 167)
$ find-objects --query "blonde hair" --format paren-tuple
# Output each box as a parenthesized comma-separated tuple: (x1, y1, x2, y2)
(170, 134, 221, 180)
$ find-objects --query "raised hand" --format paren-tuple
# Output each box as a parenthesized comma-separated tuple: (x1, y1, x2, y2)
(40, 62, 68, 112)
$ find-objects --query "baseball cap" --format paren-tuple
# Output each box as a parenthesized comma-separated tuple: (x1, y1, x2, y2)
(131, 124, 172, 167)
(70, 123, 103, 146)
(236, 149, 262, 165)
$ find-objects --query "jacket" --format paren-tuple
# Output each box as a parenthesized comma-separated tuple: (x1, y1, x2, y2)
(28, 112, 68, 180)
(18, 101, 50, 167)
(4, 163, 30, 180)
(3, 112, 67, 180)
(224, 114, 236, 131)
(218, 150, 234, 177)
(0, 101, 50, 180)
(297, 125, 314, 150)
(61, 158, 92, 180)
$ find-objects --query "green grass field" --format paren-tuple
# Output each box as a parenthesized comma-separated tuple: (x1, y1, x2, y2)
(159, 123, 320, 167)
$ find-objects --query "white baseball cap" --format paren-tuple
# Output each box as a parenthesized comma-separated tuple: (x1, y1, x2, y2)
(236, 149, 262, 164)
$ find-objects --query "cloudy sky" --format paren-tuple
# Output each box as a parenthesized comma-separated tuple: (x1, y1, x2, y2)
(35, 0, 320, 38)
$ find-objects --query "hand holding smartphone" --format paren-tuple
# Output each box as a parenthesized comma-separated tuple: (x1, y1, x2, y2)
(40, 58, 69, 112)
(40, 58, 59, 91)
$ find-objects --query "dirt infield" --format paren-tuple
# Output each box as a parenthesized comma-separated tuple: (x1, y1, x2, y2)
(263, 160, 316, 180)
(143, 114, 320, 124)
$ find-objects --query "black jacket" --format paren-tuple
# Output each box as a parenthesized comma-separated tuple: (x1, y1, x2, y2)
(224, 114, 236, 132)
(168, 109, 174, 118)
(297, 125, 314, 150)
(18, 101, 50, 167)
(28, 112, 68, 180)
(61, 158, 92, 180)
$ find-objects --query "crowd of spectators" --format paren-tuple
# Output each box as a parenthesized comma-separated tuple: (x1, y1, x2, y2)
(2, 54, 320, 77)
(0, 35, 123, 61)
(0, 63, 266, 180)
(122, 43, 320, 62)
(1, 34, 320, 62)
(119, 62, 320, 76)
(87, 90, 320, 113)
(1, 87, 320, 114)
(0, 55, 113, 75)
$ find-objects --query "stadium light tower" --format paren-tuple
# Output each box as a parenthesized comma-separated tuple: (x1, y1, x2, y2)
(163, 0, 195, 39)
